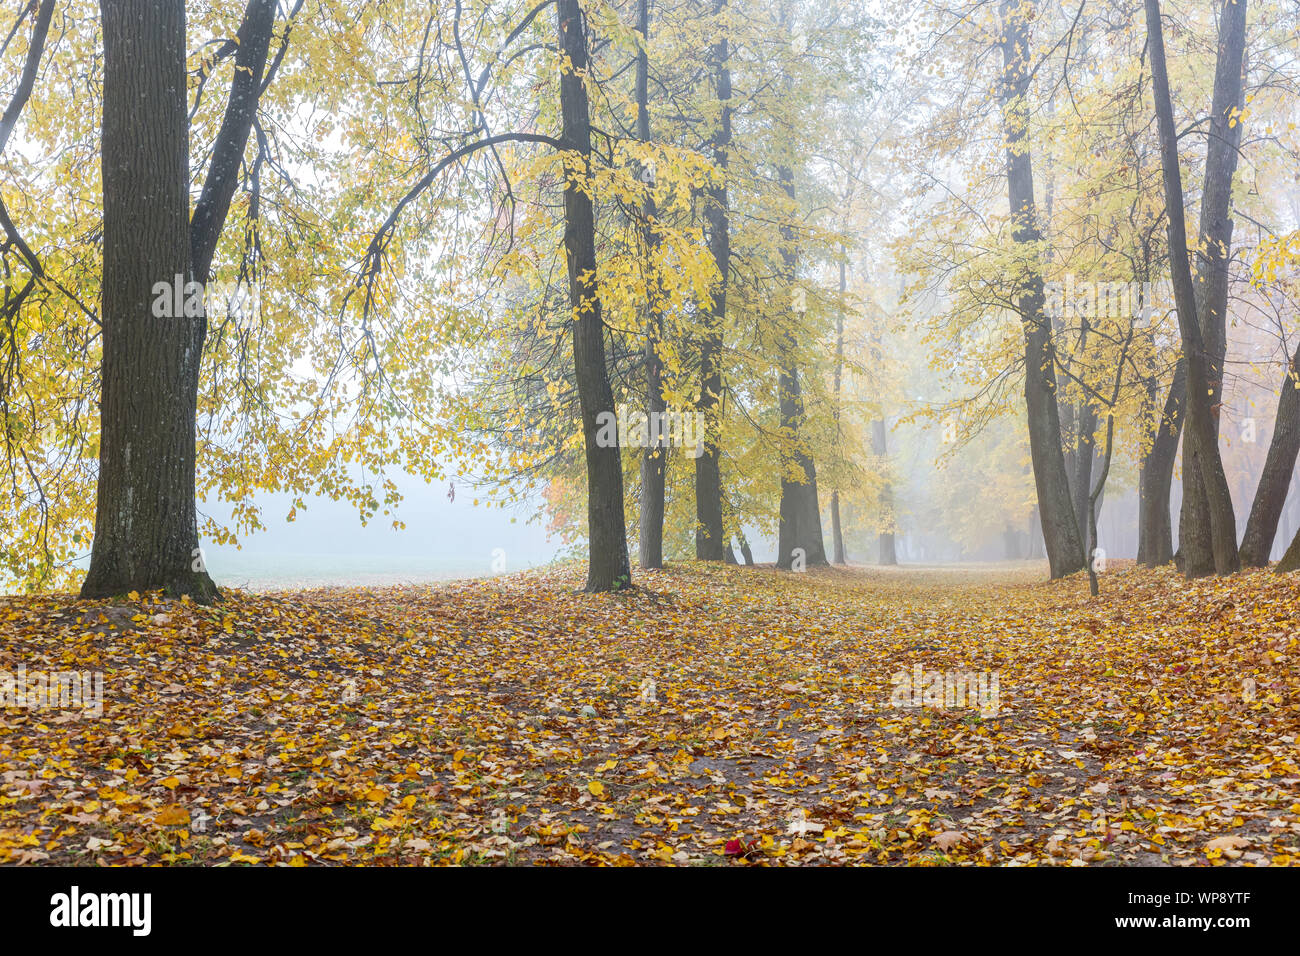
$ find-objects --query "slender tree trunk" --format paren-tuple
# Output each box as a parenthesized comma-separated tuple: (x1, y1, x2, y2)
(775, 167, 827, 570)
(635, 0, 666, 569)
(999, 0, 1085, 579)
(1073, 401, 1097, 554)
(695, 0, 730, 561)
(1145, 0, 1241, 577)
(872, 416, 898, 564)
(83, 0, 218, 601)
(1086, 416, 1118, 597)
(190, 0, 277, 285)
(557, 0, 631, 591)
(1275, 520, 1300, 572)
(830, 256, 846, 564)
(1138, 362, 1184, 566)
(1240, 343, 1300, 565)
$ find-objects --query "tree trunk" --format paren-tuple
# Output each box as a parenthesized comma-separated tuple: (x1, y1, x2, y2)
(1175, 0, 1247, 575)
(775, 167, 827, 570)
(635, 0, 665, 569)
(1275, 522, 1300, 573)
(830, 257, 846, 564)
(871, 417, 898, 564)
(1138, 361, 1184, 566)
(694, 0, 730, 561)
(1240, 343, 1300, 565)
(83, 0, 218, 601)
(1145, 0, 1241, 577)
(999, 0, 1085, 579)
(557, 0, 631, 591)
(1073, 401, 1097, 554)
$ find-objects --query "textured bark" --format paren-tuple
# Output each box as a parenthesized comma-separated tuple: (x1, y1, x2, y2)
(1138, 361, 1184, 566)
(1146, 0, 1241, 576)
(775, 167, 827, 570)
(635, 0, 665, 569)
(557, 0, 631, 591)
(1240, 343, 1300, 566)
(83, 0, 218, 601)
(694, 0, 730, 561)
(999, 0, 1085, 579)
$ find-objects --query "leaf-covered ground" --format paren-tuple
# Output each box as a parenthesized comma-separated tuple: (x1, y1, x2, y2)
(1, 562, 1297, 866)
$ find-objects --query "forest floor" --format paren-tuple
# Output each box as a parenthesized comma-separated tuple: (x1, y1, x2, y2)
(1, 560, 1297, 866)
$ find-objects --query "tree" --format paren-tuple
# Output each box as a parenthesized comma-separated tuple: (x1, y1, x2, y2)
(557, 0, 631, 591)
(1240, 231, 1300, 566)
(1144, 0, 1241, 577)
(695, 0, 730, 562)
(81, 0, 286, 602)
(1171, 0, 1248, 577)
(774, 165, 828, 570)
(998, 0, 1084, 579)
(82, 0, 218, 601)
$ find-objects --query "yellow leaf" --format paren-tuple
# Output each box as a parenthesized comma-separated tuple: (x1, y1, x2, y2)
(154, 805, 190, 826)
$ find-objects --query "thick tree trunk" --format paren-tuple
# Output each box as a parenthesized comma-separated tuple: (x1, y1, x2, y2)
(775, 167, 827, 570)
(1138, 362, 1184, 566)
(694, 0, 730, 561)
(1240, 343, 1300, 565)
(557, 0, 631, 591)
(999, 0, 1085, 579)
(635, 0, 665, 570)
(1145, 0, 1241, 577)
(83, 0, 218, 601)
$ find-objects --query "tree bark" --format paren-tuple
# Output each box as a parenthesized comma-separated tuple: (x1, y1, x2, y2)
(1240, 343, 1300, 565)
(83, 0, 218, 601)
(557, 0, 631, 591)
(1145, 0, 1241, 576)
(635, 0, 665, 569)
(998, 0, 1085, 579)
(1138, 360, 1184, 566)
(695, 0, 730, 561)
(775, 167, 827, 570)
